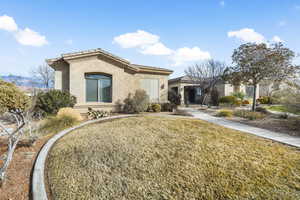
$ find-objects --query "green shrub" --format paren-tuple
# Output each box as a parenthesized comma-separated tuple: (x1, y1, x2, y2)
(216, 109, 233, 117)
(255, 107, 268, 114)
(232, 92, 245, 101)
(151, 103, 161, 112)
(234, 110, 266, 120)
(257, 96, 273, 104)
(87, 107, 110, 120)
(168, 90, 181, 106)
(123, 90, 149, 113)
(34, 90, 76, 116)
(160, 102, 174, 112)
(0, 80, 30, 114)
(219, 96, 237, 106)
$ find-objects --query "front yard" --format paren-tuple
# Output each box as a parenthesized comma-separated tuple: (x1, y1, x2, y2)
(47, 116, 300, 200)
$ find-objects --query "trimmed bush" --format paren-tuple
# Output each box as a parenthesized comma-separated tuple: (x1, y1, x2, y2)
(219, 96, 237, 106)
(216, 109, 233, 117)
(123, 89, 149, 113)
(242, 100, 250, 105)
(234, 110, 265, 120)
(87, 107, 109, 120)
(34, 90, 76, 116)
(151, 103, 161, 112)
(57, 107, 83, 121)
(257, 96, 273, 104)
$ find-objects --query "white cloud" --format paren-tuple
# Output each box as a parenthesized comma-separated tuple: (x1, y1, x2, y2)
(113, 30, 159, 48)
(0, 15, 48, 47)
(272, 36, 284, 43)
(15, 28, 48, 47)
(228, 28, 265, 44)
(0, 15, 18, 32)
(171, 47, 211, 66)
(140, 42, 173, 55)
(114, 30, 211, 66)
(220, 1, 225, 7)
(65, 39, 73, 45)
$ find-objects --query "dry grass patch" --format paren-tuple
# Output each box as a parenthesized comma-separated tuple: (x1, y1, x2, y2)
(47, 116, 300, 200)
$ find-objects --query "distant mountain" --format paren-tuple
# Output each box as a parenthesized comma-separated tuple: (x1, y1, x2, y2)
(1, 75, 45, 88)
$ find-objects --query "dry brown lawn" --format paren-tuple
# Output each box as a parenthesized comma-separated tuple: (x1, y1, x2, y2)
(47, 116, 300, 200)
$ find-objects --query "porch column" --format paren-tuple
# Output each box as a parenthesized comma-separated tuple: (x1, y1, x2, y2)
(179, 85, 185, 105)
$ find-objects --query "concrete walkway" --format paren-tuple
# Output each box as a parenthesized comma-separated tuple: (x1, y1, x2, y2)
(183, 108, 300, 148)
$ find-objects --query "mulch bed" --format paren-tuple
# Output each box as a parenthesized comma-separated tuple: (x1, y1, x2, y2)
(0, 136, 50, 200)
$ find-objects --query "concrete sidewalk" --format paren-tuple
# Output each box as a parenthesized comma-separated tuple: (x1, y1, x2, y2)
(183, 108, 300, 148)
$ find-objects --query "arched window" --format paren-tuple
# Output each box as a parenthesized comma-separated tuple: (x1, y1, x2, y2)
(85, 74, 112, 102)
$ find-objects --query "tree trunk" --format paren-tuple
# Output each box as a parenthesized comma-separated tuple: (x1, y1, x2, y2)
(201, 94, 208, 106)
(252, 84, 257, 111)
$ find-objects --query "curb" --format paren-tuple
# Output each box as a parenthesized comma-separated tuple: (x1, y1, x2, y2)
(32, 115, 137, 200)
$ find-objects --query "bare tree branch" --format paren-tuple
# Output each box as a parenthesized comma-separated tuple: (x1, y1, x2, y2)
(185, 60, 227, 105)
(31, 63, 54, 89)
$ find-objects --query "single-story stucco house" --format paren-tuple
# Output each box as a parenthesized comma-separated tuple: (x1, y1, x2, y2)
(168, 75, 260, 105)
(46, 48, 173, 112)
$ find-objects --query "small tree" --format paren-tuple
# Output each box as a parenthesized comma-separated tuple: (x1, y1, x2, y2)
(31, 64, 54, 89)
(185, 59, 227, 105)
(225, 43, 299, 111)
(123, 90, 149, 113)
(0, 80, 30, 186)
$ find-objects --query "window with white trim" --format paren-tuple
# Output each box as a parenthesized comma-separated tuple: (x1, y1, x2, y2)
(85, 74, 112, 102)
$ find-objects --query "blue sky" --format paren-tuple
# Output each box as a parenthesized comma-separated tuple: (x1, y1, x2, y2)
(1, 0, 300, 78)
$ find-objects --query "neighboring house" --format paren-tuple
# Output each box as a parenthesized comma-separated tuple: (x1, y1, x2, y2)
(168, 75, 259, 105)
(46, 48, 173, 112)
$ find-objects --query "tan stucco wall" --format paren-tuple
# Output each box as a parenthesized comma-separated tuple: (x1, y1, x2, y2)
(135, 73, 169, 102)
(54, 55, 170, 112)
(54, 62, 69, 91)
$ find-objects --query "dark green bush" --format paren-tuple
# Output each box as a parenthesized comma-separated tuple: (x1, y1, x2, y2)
(123, 90, 149, 113)
(219, 96, 237, 105)
(168, 90, 181, 106)
(34, 90, 76, 116)
(210, 88, 219, 106)
(255, 107, 268, 114)
(160, 102, 174, 112)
